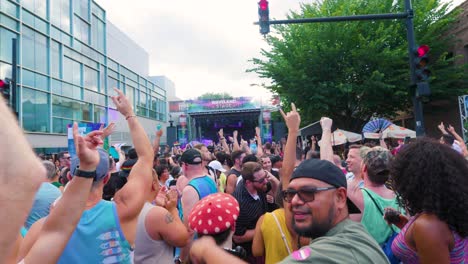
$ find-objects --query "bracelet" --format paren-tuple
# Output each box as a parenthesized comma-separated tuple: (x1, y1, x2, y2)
(126, 115, 136, 120)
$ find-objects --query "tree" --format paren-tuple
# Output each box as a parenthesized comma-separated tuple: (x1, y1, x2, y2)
(197, 92, 234, 100)
(249, 0, 467, 131)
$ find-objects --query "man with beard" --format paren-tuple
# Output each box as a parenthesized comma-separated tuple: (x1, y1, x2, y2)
(279, 159, 389, 263)
(232, 161, 271, 264)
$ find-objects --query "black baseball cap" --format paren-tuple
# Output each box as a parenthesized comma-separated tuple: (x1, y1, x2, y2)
(291, 159, 361, 214)
(181, 149, 203, 165)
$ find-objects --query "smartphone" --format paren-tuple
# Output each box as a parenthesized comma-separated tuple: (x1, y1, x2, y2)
(384, 208, 401, 224)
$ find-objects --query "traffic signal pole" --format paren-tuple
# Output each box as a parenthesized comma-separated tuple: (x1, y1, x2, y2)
(12, 38, 18, 116)
(256, 0, 426, 136)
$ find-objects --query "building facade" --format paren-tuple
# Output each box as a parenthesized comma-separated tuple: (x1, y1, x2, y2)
(0, 0, 168, 153)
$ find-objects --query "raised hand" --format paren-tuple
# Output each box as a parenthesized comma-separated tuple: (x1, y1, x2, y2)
(438, 122, 447, 134)
(447, 124, 456, 134)
(156, 129, 164, 138)
(110, 88, 134, 118)
(73, 122, 103, 169)
(99, 122, 116, 140)
(255, 127, 261, 138)
(233, 130, 238, 140)
(279, 103, 301, 133)
(320, 117, 333, 131)
(218, 128, 224, 138)
(164, 189, 178, 211)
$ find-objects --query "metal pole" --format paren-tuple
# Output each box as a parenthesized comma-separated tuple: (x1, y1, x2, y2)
(11, 38, 18, 117)
(404, 0, 425, 136)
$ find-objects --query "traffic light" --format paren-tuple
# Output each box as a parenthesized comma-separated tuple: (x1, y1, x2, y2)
(413, 45, 431, 97)
(0, 78, 11, 103)
(258, 0, 269, 35)
(414, 45, 430, 82)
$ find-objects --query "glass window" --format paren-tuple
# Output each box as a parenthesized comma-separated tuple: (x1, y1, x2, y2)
(22, 69, 49, 91)
(0, 0, 19, 18)
(51, 41, 61, 78)
(0, 13, 19, 30)
(0, 28, 17, 64)
(99, 65, 106, 93)
(91, 2, 105, 20)
(94, 105, 106, 124)
(73, 15, 90, 45)
(52, 95, 91, 121)
(126, 85, 134, 108)
(107, 76, 118, 90)
(74, 0, 89, 21)
(84, 66, 97, 91)
(22, 88, 49, 132)
(61, 0, 70, 32)
(0, 62, 12, 79)
(51, 79, 62, 94)
(63, 57, 81, 86)
(21, 27, 48, 73)
(91, 15, 105, 52)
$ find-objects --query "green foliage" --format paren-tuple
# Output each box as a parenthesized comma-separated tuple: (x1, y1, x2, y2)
(197, 92, 234, 100)
(249, 0, 467, 131)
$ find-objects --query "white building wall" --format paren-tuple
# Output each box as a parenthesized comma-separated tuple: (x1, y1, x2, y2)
(106, 21, 149, 77)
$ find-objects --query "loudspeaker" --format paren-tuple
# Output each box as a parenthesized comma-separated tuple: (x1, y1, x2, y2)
(273, 122, 286, 142)
(167, 126, 177, 147)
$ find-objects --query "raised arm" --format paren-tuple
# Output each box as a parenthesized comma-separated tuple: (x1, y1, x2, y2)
(279, 103, 301, 189)
(447, 125, 468, 157)
(0, 96, 45, 261)
(23, 123, 103, 263)
(112, 88, 154, 223)
(255, 127, 264, 158)
(232, 130, 240, 151)
(218, 129, 230, 154)
(153, 129, 163, 156)
(319, 117, 334, 163)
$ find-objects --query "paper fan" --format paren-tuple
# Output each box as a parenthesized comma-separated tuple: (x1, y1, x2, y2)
(362, 118, 393, 133)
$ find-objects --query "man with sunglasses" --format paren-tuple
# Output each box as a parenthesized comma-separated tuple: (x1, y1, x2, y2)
(279, 159, 389, 263)
(233, 161, 274, 264)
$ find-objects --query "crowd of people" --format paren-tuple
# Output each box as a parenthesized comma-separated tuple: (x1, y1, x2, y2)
(0, 89, 467, 264)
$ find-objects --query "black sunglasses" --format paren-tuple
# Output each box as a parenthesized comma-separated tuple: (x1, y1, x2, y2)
(282, 187, 336, 203)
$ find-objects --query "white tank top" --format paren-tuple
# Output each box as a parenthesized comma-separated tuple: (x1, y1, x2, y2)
(134, 202, 174, 264)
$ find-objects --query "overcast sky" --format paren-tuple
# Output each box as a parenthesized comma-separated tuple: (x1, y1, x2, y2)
(95, 0, 464, 101)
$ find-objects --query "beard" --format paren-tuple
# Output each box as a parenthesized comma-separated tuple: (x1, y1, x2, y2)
(292, 204, 335, 239)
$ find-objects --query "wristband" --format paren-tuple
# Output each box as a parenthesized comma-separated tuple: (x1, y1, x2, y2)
(74, 168, 97, 179)
(126, 115, 136, 120)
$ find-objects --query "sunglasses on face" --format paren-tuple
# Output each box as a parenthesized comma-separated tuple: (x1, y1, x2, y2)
(251, 170, 269, 183)
(282, 186, 336, 203)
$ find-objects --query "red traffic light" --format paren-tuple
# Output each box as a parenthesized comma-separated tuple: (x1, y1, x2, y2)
(259, 0, 268, 11)
(416, 45, 429, 57)
(0, 79, 5, 88)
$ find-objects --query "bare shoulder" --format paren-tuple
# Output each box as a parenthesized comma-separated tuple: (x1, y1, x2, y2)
(412, 213, 453, 243)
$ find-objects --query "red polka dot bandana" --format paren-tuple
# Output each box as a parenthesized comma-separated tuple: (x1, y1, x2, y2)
(188, 192, 240, 235)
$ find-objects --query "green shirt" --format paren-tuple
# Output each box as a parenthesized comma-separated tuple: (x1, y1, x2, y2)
(361, 188, 401, 245)
(279, 219, 390, 264)
(51, 181, 63, 188)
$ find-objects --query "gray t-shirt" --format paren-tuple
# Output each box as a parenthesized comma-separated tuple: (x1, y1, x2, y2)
(280, 219, 390, 264)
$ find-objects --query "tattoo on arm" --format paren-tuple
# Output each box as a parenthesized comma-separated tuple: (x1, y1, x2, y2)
(165, 212, 174, 224)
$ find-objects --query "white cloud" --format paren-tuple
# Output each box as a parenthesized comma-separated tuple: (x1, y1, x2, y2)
(95, 0, 306, 101)
(95, 0, 463, 101)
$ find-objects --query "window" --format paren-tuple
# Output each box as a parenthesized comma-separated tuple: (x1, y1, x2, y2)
(22, 88, 50, 132)
(22, 0, 47, 19)
(21, 27, 48, 74)
(50, 0, 70, 32)
(51, 41, 61, 78)
(91, 15, 105, 52)
(94, 105, 107, 124)
(0, 0, 19, 18)
(22, 69, 49, 91)
(0, 28, 17, 64)
(63, 57, 81, 86)
(73, 15, 90, 45)
(74, 0, 89, 21)
(52, 95, 92, 122)
(84, 66, 98, 91)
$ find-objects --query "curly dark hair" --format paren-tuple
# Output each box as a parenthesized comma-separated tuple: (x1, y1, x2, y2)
(390, 138, 468, 237)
